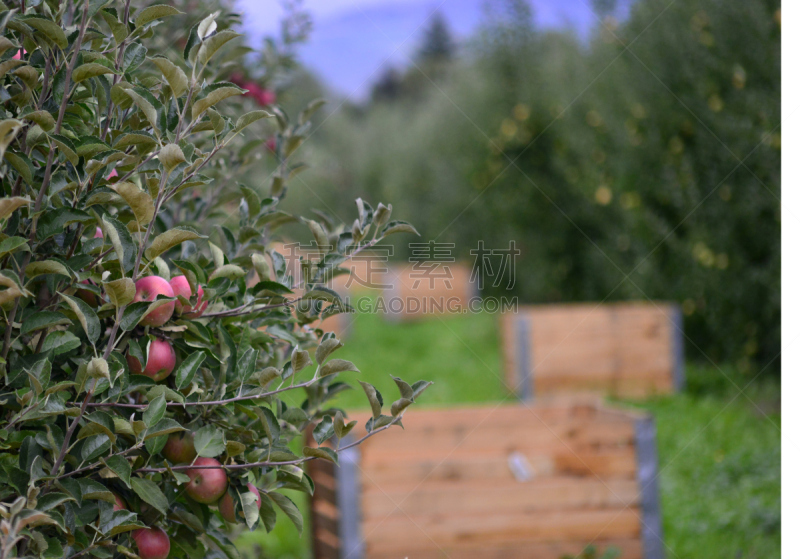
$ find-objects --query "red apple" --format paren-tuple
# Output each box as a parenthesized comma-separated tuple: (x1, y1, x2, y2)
(94, 226, 103, 239)
(266, 137, 277, 153)
(107, 168, 118, 179)
(132, 527, 170, 559)
(185, 458, 228, 504)
(126, 338, 176, 382)
(133, 276, 175, 327)
(169, 275, 208, 318)
(113, 493, 127, 511)
(162, 432, 196, 464)
(218, 483, 261, 523)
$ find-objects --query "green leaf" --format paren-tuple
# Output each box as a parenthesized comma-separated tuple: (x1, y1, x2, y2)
(197, 12, 218, 40)
(121, 86, 160, 135)
(49, 134, 78, 165)
(100, 9, 128, 43)
(23, 110, 55, 132)
(78, 478, 116, 503)
(209, 264, 245, 281)
(102, 214, 136, 272)
(255, 407, 280, 449)
(236, 347, 257, 383)
(113, 132, 158, 149)
(25, 260, 70, 278)
(191, 86, 244, 120)
(0, 236, 29, 257)
(151, 56, 188, 97)
(72, 63, 117, 83)
(391, 398, 413, 416)
(0, 196, 30, 220)
(259, 498, 277, 533)
(103, 277, 135, 307)
(81, 411, 116, 442)
(145, 418, 186, 440)
(392, 375, 415, 400)
(380, 220, 420, 238)
(37, 207, 91, 241)
(412, 380, 433, 399)
(302, 218, 330, 252)
(240, 186, 260, 219)
(268, 492, 303, 533)
(241, 489, 260, 529)
(99, 510, 144, 537)
(319, 358, 359, 377)
(291, 346, 311, 373)
(131, 477, 169, 515)
(174, 351, 205, 390)
(233, 110, 272, 134)
(5, 152, 32, 184)
(21, 311, 69, 335)
(0, 119, 23, 161)
(134, 5, 183, 28)
(198, 29, 241, 65)
(113, 181, 154, 226)
(302, 446, 338, 465)
(19, 16, 67, 49)
(158, 143, 186, 173)
(312, 415, 334, 445)
(359, 381, 382, 419)
(60, 293, 101, 344)
(81, 434, 111, 462)
(315, 338, 343, 365)
(300, 287, 341, 304)
(102, 455, 132, 488)
(143, 394, 166, 427)
(145, 227, 205, 260)
(334, 411, 357, 440)
(120, 298, 174, 330)
(193, 425, 225, 457)
(42, 330, 81, 355)
(36, 492, 75, 511)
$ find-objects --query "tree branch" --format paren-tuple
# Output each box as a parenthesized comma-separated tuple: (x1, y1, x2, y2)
(135, 416, 403, 473)
(75, 378, 319, 409)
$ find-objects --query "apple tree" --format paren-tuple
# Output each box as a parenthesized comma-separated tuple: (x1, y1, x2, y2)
(0, 2, 428, 559)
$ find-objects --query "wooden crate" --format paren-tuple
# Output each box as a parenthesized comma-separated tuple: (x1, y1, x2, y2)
(380, 263, 479, 321)
(500, 303, 684, 400)
(308, 398, 664, 559)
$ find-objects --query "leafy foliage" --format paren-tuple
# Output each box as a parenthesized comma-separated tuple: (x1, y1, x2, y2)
(0, 2, 426, 558)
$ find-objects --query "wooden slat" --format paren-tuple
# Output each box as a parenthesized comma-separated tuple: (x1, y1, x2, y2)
(360, 448, 637, 489)
(312, 510, 339, 534)
(362, 508, 642, 550)
(362, 478, 639, 518)
(366, 539, 643, 559)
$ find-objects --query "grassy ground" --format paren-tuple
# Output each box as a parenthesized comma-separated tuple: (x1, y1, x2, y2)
(236, 301, 780, 558)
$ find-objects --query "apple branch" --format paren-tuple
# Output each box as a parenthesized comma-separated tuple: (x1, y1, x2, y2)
(135, 416, 404, 473)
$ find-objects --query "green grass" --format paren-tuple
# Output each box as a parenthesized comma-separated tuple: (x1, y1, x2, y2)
(237, 299, 780, 558)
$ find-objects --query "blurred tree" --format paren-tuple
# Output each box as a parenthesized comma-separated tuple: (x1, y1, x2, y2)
(371, 67, 405, 103)
(592, 0, 618, 18)
(416, 12, 455, 63)
(300, 0, 781, 375)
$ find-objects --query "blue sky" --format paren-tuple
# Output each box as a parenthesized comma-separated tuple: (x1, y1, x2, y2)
(234, 0, 615, 100)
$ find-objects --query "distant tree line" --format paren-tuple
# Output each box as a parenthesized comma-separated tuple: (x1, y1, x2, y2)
(287, 0, 781, 375)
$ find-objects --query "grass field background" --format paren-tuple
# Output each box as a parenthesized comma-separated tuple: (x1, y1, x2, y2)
(236, 300, 780, 558)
